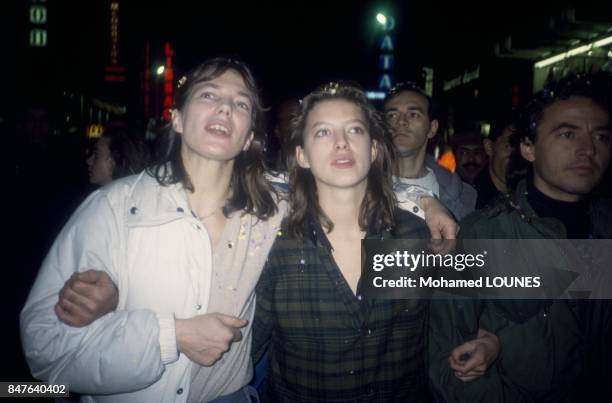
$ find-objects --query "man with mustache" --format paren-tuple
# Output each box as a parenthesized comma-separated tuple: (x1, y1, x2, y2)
(452, 130, 488, 187)
(384, 82, 477, 220)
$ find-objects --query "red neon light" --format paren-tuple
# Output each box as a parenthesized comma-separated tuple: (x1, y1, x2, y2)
(162, 41, 174, 121)
(105, 75, 126, 82)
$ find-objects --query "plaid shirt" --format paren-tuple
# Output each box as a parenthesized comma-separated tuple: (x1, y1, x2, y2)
(252, 209, 431, 403)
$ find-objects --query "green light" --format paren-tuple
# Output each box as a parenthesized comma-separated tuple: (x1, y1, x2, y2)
(376, 13, 387, 26)
(30, 5, 47, 24)
(156, 65, 165, 75)
(29, 28, 47, 47)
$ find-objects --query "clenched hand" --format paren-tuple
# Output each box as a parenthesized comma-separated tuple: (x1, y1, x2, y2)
(55, 270, 118, 327)
(175, 313, 248, 366)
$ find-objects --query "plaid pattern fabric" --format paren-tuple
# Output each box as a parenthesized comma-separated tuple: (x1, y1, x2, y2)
(252, 210, 431, 402)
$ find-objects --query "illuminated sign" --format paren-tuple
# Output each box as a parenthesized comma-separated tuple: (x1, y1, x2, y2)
(105, 1, 125, 82)
(30, 29, 47, 47)
(87, 124, 104, 138)
(443, 65, 480, 92)
(369, 13, 395, 97)
(379, 74, 392, 91)
(30, 5, 47, 24)
(162, 42, 174, 121)
(366, 91, 386, 100)
(378, 25, 395, 92)
(380, 35, 394, 51)
(29, 0, 47, 47)
(379, 54, 395, 70)
(110, 2, 119, 65)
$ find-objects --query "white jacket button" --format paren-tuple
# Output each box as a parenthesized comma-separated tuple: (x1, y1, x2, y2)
(177, 388, 183, 395)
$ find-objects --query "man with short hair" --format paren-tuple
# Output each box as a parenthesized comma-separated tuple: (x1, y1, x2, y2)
(267, 98, 300, 172)
(384, 82, 477, 220)
(385, 83, 502, 394)
(474, 118, 516, 208)
(430, 73, 612, 403)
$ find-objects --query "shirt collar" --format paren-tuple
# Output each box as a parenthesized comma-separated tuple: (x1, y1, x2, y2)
(306, 212, 393, 248)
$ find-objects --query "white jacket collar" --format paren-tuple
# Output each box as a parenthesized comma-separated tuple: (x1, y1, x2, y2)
(119, 171, 192, 227)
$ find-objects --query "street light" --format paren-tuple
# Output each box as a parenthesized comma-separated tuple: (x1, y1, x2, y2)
(156, 65, 165, 75)
(376, 13, 387, 26)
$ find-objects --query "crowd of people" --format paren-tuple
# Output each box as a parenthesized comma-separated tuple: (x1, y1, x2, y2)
(17, 56, 612, 402)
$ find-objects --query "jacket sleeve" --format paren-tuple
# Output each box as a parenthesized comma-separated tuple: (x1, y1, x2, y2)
(20, 189, 176, 395)
(428, 299, 522, 403)
(393, 178, 435, 220)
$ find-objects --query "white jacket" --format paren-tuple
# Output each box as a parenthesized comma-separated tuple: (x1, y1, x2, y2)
(21, 170, 430, 402)
(21, 172, 226, 402)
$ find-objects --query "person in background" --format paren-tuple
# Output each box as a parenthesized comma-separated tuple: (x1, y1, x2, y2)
(267, 98, 301, 172)
(452, 130, 488, 186)
(384, 82, 477, 220)
(474, 115, 516, 208)
(86, 122, 151, 187)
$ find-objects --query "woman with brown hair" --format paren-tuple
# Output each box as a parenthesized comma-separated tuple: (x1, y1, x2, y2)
(22, 62, 455, 402)
(22, 57, 284, 402)
(251, 83, 432, 402)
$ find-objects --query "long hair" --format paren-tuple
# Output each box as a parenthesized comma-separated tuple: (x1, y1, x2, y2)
(286, 82, 397, 238)
(148, 57, 277, 220)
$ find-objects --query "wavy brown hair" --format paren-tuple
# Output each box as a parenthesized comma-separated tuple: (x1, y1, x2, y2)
(149, 57, 277, 220)
(286, 83, 397, 238)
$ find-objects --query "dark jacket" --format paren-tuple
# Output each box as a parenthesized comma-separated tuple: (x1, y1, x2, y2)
(430, 179, 612, 403)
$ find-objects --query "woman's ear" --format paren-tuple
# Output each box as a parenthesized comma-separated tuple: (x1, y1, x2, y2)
(171, 109, 183, 134)
(242, 131, 255, 151)
(296, 145, 310, 168)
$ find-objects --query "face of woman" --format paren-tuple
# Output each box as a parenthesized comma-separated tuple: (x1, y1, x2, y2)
(296, 99, 376, 192)
(172, 69, 255, 163)
(86, 137, 114, 186)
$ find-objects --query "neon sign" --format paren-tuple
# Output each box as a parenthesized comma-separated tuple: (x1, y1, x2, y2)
(29, 0, 47, 47)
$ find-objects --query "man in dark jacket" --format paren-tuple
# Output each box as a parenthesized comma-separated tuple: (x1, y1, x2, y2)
(430, 73, 612, 403)
(473, 116, 516, 208)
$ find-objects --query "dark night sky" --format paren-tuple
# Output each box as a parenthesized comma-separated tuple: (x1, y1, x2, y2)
(4, 0, 612, 111)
